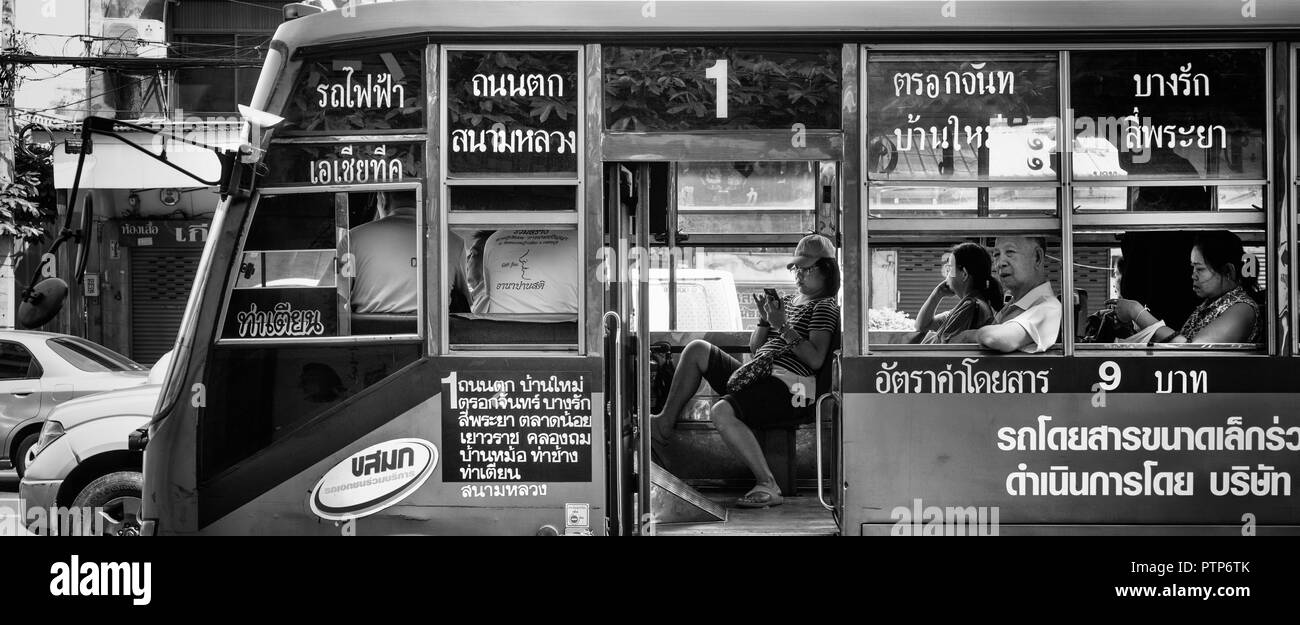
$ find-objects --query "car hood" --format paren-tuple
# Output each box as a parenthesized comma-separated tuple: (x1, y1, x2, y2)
(48, 384, 163, 429)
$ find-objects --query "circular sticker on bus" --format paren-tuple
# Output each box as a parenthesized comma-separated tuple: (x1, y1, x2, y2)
(310, 438, 438, 521)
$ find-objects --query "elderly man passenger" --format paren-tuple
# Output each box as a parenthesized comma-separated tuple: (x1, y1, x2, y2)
(953, 236, 1062, 353)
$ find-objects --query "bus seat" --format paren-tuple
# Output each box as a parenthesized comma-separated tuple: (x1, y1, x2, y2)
(351, 313, 418, 335)
(755, 327, 840, 497)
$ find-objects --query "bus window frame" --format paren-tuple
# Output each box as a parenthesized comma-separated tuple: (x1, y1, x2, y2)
(861, 42, 1277, 357)
(214, 182, 426, 346)
(438, 44, 587, 356)
(862, 44, 1068, 355)
(1290, 43, 1299, 357)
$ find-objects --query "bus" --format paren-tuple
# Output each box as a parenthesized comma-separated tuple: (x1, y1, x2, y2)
(103, 0, 1300, 535)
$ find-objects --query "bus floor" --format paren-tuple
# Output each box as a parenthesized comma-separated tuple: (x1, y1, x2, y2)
(656, 492, 837, 536)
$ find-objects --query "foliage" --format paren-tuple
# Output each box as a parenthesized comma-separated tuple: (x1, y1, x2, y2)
(604, 47, 841, 131)
(0, 148, 57, 245)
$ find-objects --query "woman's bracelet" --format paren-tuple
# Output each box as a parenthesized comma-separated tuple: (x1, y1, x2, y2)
(757, 320, 771, 328)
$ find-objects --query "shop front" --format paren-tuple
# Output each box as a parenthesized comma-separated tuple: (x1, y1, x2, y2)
(49, 123, 235, 365)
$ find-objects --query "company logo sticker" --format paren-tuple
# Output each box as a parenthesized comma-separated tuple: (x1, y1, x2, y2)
(310, 438, 438, 521)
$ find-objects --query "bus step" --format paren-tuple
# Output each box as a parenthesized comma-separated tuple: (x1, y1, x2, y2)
(650, 461, 727, 525)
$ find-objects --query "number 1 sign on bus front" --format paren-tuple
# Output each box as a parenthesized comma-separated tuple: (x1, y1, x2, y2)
(441, 371, 593, 485)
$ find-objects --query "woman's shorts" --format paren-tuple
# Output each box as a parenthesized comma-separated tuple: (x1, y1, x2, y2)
(701, 343, 799, 428)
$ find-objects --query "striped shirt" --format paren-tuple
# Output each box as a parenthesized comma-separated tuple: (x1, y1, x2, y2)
(758, 295, 840, 377)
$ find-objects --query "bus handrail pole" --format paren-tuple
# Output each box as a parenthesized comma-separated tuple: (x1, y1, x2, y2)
(603, 311, 625, 535)
(814, 391, 836, 512)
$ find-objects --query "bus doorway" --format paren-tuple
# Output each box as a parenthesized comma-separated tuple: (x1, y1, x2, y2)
(607, 161, 842, 536)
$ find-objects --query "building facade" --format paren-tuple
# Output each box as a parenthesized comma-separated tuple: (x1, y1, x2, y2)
(5, 0, 287, 364)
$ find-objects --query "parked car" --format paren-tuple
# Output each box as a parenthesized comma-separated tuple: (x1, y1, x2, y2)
(0, 331, 148, 478)
(19, 352, 169, 536)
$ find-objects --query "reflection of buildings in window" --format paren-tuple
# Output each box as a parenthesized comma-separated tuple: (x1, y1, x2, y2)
(677, 162, 815, 210)
(349, 204, 418, 314)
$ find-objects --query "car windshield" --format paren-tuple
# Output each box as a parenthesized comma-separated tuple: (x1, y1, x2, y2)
(46, 338, 146, 373)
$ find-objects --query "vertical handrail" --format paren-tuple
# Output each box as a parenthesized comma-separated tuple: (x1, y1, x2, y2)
(814, 392, 837, 512)
(602, 311, 625, 535)
(816, 349, 842, 513)
(635, 165, 653, 536)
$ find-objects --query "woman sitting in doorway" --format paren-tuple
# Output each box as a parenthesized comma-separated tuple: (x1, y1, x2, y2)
(913, 242, 1004, 344)
(649, 235, 841, 509)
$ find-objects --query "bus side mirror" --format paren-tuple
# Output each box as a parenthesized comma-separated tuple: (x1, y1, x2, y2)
(17, 278, 69, 329)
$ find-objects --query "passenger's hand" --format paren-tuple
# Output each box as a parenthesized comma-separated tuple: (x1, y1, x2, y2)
(752, 294, 770, 323)
(934, 280, 955, 298)
(1112, 298, 1146, 324)
(765, 298, 787, 329)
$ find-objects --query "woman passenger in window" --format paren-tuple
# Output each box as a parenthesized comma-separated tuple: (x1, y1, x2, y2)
(649, 235, 840, 509)
(1114, 230, 1261, 343)
(913, 242, 1003, 344)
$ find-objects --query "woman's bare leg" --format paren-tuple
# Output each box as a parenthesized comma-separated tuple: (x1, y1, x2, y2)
(650, 339, 714, 439)
(710, 399, 778, 491)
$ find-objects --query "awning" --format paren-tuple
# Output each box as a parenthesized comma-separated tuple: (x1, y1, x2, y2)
(52, 131, 237, 189)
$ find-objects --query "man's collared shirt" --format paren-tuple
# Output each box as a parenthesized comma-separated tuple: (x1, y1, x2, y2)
(993, 280, 1061, 353)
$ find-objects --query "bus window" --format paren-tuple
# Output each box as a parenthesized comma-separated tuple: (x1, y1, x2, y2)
(603, 46, 841, 131)
(1070, 49, 1267, 185)
(449, 185, 576, 212)
(200, 344, 421, 483)
(1074, 186, 1264, 213)
(676, 161, 816, 235)
(1073, 229, 1266, 348)
(221, 190, 422, 340)
(868, 237, 1064, 353)
(447, 226, 580, 348)
(868, 186, 1058, 218)
(865, 52, 1059, 184)
(445, 50, 580, 176)
(278, 47, 424, 134)
(635, 247, 798, 333)
(441, 46, 584, 351)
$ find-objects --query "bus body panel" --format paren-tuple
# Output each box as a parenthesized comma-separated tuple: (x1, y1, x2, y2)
(151, 356, 606, 536)
(198, 386, 606, 536)
(840, 356, 1300, 534)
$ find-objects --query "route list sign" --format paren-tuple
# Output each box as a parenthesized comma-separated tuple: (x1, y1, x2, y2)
(441, 370, 593, 483)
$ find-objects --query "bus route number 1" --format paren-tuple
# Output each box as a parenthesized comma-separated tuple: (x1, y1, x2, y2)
(705, 59, 728, 118)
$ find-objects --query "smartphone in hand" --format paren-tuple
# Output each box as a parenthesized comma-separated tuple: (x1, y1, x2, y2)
(763, 288, 780, 303)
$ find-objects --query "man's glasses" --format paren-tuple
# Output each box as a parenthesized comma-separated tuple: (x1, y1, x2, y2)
(790, 265, 816, 277)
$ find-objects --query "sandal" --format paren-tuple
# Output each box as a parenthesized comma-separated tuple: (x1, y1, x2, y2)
(736, 484, 784, 508)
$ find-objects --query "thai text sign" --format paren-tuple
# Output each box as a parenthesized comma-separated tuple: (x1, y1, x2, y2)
(865, 52, 1059, 180)
(222, 288, 337, 339)
(844, 357, 1300, 525)
(445, 50, 580, 174)
(1070, 48, 1266, 180)
(441, 370, 593, 484)
(281, 49, 424, 133)
(262, 143, 422, 186)
(116, 219, 211, 248)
